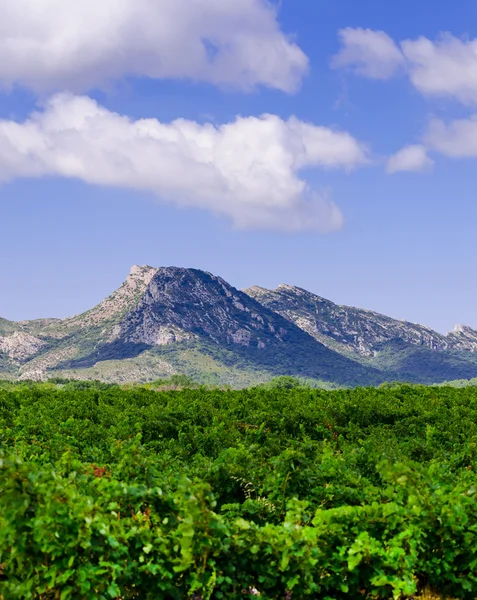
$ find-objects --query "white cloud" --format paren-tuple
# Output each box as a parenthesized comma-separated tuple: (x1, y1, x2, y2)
(425, 116, 477, 157)
(0, 0, 308, 94)
(402, 35, 477, 105)
(333, 28, 477, 168)
(0, 94, 370, 232)
(331, 28, 405, 80)
(333, 28, 477, 106)
(387, 144, 434, 174)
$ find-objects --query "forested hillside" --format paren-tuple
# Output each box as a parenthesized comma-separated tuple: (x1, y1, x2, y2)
(2, 382, 477, 598)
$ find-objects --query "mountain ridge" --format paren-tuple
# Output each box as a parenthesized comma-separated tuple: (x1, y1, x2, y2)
(1, 265, 477, 386)
(243, 282, 476, 355)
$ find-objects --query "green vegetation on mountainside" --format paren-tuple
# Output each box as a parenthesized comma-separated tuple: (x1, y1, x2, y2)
(1, 383, 477, 598)
(51, 338, 369, 388)
(366, 341, 477, 383)
(0, 318, 18, 336)
(438, 377, 477, 387)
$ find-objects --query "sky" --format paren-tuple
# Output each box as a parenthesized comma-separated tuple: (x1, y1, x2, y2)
(1, 0, 477, 333)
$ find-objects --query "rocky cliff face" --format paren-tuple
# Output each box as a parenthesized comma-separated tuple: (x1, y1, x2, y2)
(0, 331, 47, 362)
(447, 325, 477, 352)
(2, 265, 477, 386)
(122, 267, 294, 348)
(244, 284, 450, 356)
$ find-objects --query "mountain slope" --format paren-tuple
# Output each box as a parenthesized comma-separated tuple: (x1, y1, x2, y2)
(0, 265, 159, 379)
(55, 267, 378, 386)
(62, 264, 158, 331)
(244, 284, 477, 383)
(2, 265, 477, 386)
(244, 284, 449, 355)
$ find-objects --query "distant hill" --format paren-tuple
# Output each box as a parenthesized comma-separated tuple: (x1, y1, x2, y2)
(245, 283, 477, 383)
(1, 265, 477, 386)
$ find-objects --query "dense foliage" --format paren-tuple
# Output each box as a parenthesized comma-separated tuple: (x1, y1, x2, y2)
(2, 382, 477, 598)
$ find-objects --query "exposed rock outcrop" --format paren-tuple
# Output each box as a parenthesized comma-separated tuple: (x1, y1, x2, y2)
(0, 332, 47, 361)
(447, 324, 477, 352)
(122, 267, 293, 348)
(244, 284, 450, 356)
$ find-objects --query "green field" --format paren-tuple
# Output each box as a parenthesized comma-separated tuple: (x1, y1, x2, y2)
(1, 380, 477, 598)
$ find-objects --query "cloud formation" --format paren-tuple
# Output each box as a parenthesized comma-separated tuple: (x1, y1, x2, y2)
(402, 35, 477, 105)
(333, 28, 477, 170)
(0, 94, 369, 231)
(387, 144, 434, 174)
(0, 0, 308, 94)
(425, 116, 477, 157)
(331, 28, 405, 80)
(333, 28, 477, 106)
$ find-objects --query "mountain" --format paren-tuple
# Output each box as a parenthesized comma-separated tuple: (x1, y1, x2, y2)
(244, 284, 477, 383)
(49, 267, 377, 386)
(243, 284, 449, 355)
(1, 265, 477, 386)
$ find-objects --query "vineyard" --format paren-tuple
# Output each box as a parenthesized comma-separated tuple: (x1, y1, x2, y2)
(1, 381, 477, 598)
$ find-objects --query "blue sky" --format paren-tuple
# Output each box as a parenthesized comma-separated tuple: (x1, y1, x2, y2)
(1, 0, 477, 333)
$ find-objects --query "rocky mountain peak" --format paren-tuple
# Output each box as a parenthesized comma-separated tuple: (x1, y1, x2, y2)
(446, 323, 477, 351)
(121, 266, 296, 348)
(128, 264, 157, 285)
(453, 324, 474, 334)
(243, 285, 270, 296)
(276, 283, 307, 294)
(275, 284, 332, 306)
(64, 264, 158, 329)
